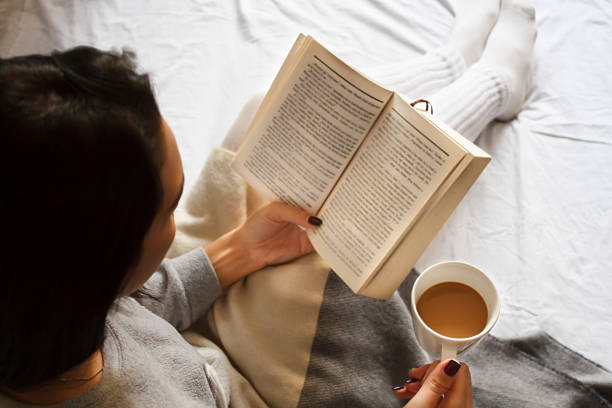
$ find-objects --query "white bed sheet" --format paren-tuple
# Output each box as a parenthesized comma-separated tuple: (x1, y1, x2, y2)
(2, 0, 611, 370)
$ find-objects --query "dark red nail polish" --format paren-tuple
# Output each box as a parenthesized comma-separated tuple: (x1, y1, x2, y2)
(444, 360, 461, 377)
(392, 385, 404, 391)
(405, 377, 419, 384)
(308, 216, 322, 226)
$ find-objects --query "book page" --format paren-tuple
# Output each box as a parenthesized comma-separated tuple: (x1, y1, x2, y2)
(308, 94, 466, 290)
(233, 36, 393, 214)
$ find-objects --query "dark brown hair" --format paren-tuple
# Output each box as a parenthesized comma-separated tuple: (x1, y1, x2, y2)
(0, 46, 164, 389)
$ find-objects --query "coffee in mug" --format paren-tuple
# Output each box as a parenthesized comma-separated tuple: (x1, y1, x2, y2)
(410, 261, 500, 360)
(416, 282, 488, 338)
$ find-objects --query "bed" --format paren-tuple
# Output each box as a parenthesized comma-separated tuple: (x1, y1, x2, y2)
(2, 0, 611, 385)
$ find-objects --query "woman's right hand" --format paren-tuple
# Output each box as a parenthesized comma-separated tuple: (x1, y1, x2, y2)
(393, 359, 473, 408)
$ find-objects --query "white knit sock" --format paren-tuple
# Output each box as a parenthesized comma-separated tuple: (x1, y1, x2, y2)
(448, 0, 501, 66)
(479, 0, 537, 121)
(365, 45, 466, 99)
(428, 0, 537, 140)
(428, 63, 509, 142)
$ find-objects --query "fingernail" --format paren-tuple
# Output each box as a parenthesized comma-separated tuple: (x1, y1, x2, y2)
(405, 377, 419, 384)
(444, 360, 461, 377)
(392, 385, 405, 391)
(308, 216, 322, 226)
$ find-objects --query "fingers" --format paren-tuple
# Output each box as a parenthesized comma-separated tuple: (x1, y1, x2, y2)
(409, 363, 433, 381)
(439, 363, 472, 408)
(407, 359, 462, 407)
(393, 384, 416, 399)
(264, 202, 322, 229)
(393, 362, 437, 399)
(407, 361, 440, 396)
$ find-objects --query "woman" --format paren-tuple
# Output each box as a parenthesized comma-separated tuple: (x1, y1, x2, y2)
(0, 46, 470, 407)
(1, 0, 540, 403)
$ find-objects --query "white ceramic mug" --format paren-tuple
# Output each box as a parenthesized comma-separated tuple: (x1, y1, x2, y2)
(410, 261, 500, 361)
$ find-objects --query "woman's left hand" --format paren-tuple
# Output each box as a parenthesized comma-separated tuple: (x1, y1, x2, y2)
(237, 201, 321, 267)
(204, 202, 321, 289)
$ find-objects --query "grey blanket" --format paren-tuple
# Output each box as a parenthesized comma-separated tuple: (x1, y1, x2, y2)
(298, 271, 612, 407)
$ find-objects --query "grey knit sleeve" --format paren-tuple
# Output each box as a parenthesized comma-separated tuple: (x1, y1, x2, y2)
(132, 247, 222, 330)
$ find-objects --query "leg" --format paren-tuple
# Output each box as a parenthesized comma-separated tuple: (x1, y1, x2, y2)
(223, 1, 536, 148)
(366, 0, 501, 98)
(430, 0, 537, 141)
(364, 46, 466, 100)
(223, 0, 504, 152)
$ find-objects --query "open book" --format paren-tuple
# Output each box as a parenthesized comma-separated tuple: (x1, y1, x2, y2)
(232, 35, 490, 299)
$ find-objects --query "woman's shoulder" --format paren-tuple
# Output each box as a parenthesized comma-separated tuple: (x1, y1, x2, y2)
(96, 298, 222, 407)
(106, 295, 180, 342)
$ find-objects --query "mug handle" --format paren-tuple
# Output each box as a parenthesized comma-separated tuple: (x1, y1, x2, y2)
(441, 342, 457, 361)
